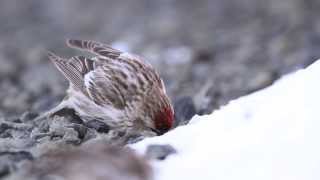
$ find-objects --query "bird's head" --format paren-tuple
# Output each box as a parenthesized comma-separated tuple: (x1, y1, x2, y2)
(153, 103, 174, 135)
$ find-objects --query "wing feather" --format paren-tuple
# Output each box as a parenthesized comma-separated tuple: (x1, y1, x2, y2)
(48, 52, 95, 92)
(66, 39, 121, 59)
(84, 69, 127, 109)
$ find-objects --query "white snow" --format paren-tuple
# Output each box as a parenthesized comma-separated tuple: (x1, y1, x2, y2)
(132, 60, 320, 180)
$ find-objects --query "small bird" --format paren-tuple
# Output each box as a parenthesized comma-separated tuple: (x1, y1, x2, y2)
(44, 39, 174, 136)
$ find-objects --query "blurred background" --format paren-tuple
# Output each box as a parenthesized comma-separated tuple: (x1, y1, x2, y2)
(1, 0, 320, 119)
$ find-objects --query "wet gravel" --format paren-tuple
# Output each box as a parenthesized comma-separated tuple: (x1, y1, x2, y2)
(1, 0, 320, 179)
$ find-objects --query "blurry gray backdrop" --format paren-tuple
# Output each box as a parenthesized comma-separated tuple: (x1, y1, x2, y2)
(1, 0, 320, 118)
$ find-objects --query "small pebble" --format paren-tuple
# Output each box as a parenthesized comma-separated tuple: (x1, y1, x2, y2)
(85, 120, 110, 133)
(145, 144, 177, 160)
(0, 123, 11, 132)
(69, 124, 88, 140)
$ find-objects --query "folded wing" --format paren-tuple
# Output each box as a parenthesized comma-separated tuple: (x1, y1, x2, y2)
(67, 39, 121, 59)
(48, 52, 95, 94)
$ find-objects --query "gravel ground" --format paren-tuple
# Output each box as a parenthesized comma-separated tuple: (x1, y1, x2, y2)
(1, 0, 320, 179)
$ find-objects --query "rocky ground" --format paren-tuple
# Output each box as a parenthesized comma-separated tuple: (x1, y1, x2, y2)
(1, 0, 320, 179)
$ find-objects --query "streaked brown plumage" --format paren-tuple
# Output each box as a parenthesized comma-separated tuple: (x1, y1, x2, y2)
(46, 39, 174, 136)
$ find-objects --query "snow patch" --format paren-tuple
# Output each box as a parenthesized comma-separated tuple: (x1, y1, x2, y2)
(132, 60, 320, 180)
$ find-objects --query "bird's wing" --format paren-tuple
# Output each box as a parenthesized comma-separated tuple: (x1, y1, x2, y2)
(83, 55, 163, 110)
(51, 39, 166, 110)
(66, 39, 163, 88)
(48, 52, 95, 93)
(48, 51, 123, 108)
(84, 67, 127, 109)
(67, 39, 121, 59)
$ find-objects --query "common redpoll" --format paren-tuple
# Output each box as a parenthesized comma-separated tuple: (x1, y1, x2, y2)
(45, 39, 174, 136)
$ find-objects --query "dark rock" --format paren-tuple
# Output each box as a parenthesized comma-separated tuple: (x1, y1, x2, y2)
(145, 144, 177, 160)
(127, 134, 145, 144)
(0, 123, 10, 132)
(173, 96, 197, 127)
(0, 151, 33, 162)
(52, 108, 83, 124)
(34, 119, 50, 132)
(0, 151, 33, 179)
(0, 164, 9, 179)
(194, 48, 215, 62)
(85, 120, 110, 133)
(0, 131, 12, 138)
(69, 124, 88, 140)
(11, 118, 22, 124)
(6, 116, 21, 123)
